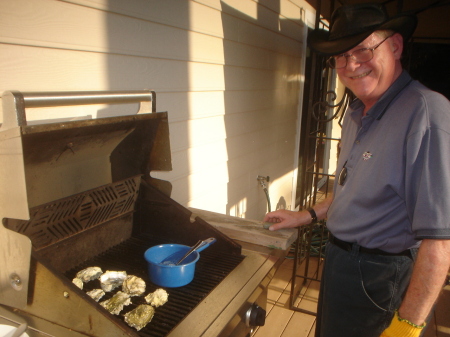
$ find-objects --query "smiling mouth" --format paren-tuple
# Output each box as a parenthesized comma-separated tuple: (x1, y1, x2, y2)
(350, 71, 371, 79)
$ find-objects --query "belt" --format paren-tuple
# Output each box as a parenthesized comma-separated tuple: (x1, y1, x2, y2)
(329, 235, 412, 258)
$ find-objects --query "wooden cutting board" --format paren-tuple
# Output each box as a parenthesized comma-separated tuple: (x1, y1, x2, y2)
(188, 207, 297, 250)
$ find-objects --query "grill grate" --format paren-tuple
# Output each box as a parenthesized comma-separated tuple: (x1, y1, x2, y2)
(65, 235, 244, 336)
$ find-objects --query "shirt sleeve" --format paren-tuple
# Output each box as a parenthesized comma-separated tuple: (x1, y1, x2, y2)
(405, 91, 450, 239)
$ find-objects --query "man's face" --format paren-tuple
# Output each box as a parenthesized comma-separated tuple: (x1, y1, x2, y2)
(336, 32, 403, 109)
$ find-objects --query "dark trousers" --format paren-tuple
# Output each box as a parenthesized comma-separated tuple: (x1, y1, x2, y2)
(315, 242, 417, 337)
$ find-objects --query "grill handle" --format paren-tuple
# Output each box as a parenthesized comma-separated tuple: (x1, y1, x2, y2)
(1, 90, 156, 129)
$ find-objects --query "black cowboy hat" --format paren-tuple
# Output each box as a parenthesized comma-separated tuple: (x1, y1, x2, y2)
(308, 3, 417, 56)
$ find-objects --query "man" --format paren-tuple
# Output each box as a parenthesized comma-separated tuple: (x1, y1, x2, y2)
(264, 3, 450, 337)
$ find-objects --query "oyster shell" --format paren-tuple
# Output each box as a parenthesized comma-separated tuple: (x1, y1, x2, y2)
(124, 304, 155, 331)
(122, 275, 146, 297)
(100, 291, 131, 315)
(76, 266, 103, 283)
(72, 278, 83, 290)
(100, 270, 127, 292)
(86, 288, 105, 302)
(145, 288, 169, 307)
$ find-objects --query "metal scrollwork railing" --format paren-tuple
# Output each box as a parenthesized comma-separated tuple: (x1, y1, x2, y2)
(291, 24, 355, 315)
(312, 88, 353, 126)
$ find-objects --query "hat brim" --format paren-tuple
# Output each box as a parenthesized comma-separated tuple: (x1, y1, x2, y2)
(308, 15, 417, 56)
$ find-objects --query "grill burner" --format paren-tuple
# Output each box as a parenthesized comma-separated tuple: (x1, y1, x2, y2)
(65, 236, 244, 336)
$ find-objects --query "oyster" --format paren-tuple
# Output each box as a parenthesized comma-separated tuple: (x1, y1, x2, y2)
(76, 266, 103, 283)
(100, 291, 131, 315)
(86, 288, 105, 302)
(100, 270, 127, 292)
(145, 288, 169, 307)
(122, 275, 146, 297)
(72, 278, 83, 290)
(124, 304, 155, 331)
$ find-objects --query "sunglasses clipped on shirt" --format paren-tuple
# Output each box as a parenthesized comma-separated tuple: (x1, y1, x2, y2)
(327, 35, 393, 69)
(338, 160, 348, 186)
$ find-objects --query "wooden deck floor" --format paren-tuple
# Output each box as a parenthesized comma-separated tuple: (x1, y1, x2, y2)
(253, 256, 320, 337)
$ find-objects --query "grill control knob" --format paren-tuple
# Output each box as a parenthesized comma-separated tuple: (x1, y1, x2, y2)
(245, 304, 266, 327)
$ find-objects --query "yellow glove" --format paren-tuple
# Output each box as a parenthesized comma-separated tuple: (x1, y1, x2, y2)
(380, 311, 426, 337)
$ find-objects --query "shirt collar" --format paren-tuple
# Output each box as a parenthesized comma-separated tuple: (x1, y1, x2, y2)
(348, 70, 413, 121)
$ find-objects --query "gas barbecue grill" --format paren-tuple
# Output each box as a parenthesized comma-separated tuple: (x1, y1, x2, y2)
(0, 90, 274, 337)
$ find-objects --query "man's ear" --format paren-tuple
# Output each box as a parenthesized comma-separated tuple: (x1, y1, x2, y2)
(390, 33, 404, 60)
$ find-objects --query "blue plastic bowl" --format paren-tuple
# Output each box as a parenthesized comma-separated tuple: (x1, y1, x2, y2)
(144, 244, 200, 288)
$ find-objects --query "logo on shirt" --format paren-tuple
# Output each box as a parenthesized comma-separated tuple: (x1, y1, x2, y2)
(362, 151, 373, 161)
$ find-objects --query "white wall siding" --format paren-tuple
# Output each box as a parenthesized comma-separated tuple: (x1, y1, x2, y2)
(0, 0, 312, 220)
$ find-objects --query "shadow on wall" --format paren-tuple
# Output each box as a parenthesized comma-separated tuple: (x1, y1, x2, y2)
(101, 0, 304, 219)
(104, 0, 192, 202)
(221, 1, 304, 219)
(276, 196, 287, 210)
(221, 1, 278, 219)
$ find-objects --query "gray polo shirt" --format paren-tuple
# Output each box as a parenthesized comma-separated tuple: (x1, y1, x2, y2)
(327, 71, 450, 253)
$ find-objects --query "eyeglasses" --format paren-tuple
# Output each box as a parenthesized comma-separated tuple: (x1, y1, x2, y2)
(327, 35, 393, 69)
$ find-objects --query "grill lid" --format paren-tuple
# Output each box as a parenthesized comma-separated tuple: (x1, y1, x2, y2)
(0, 90, 172, 309)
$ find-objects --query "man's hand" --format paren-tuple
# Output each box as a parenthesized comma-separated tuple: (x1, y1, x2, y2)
(264, 195, 333, 231)
(263, 209, 311, 231)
